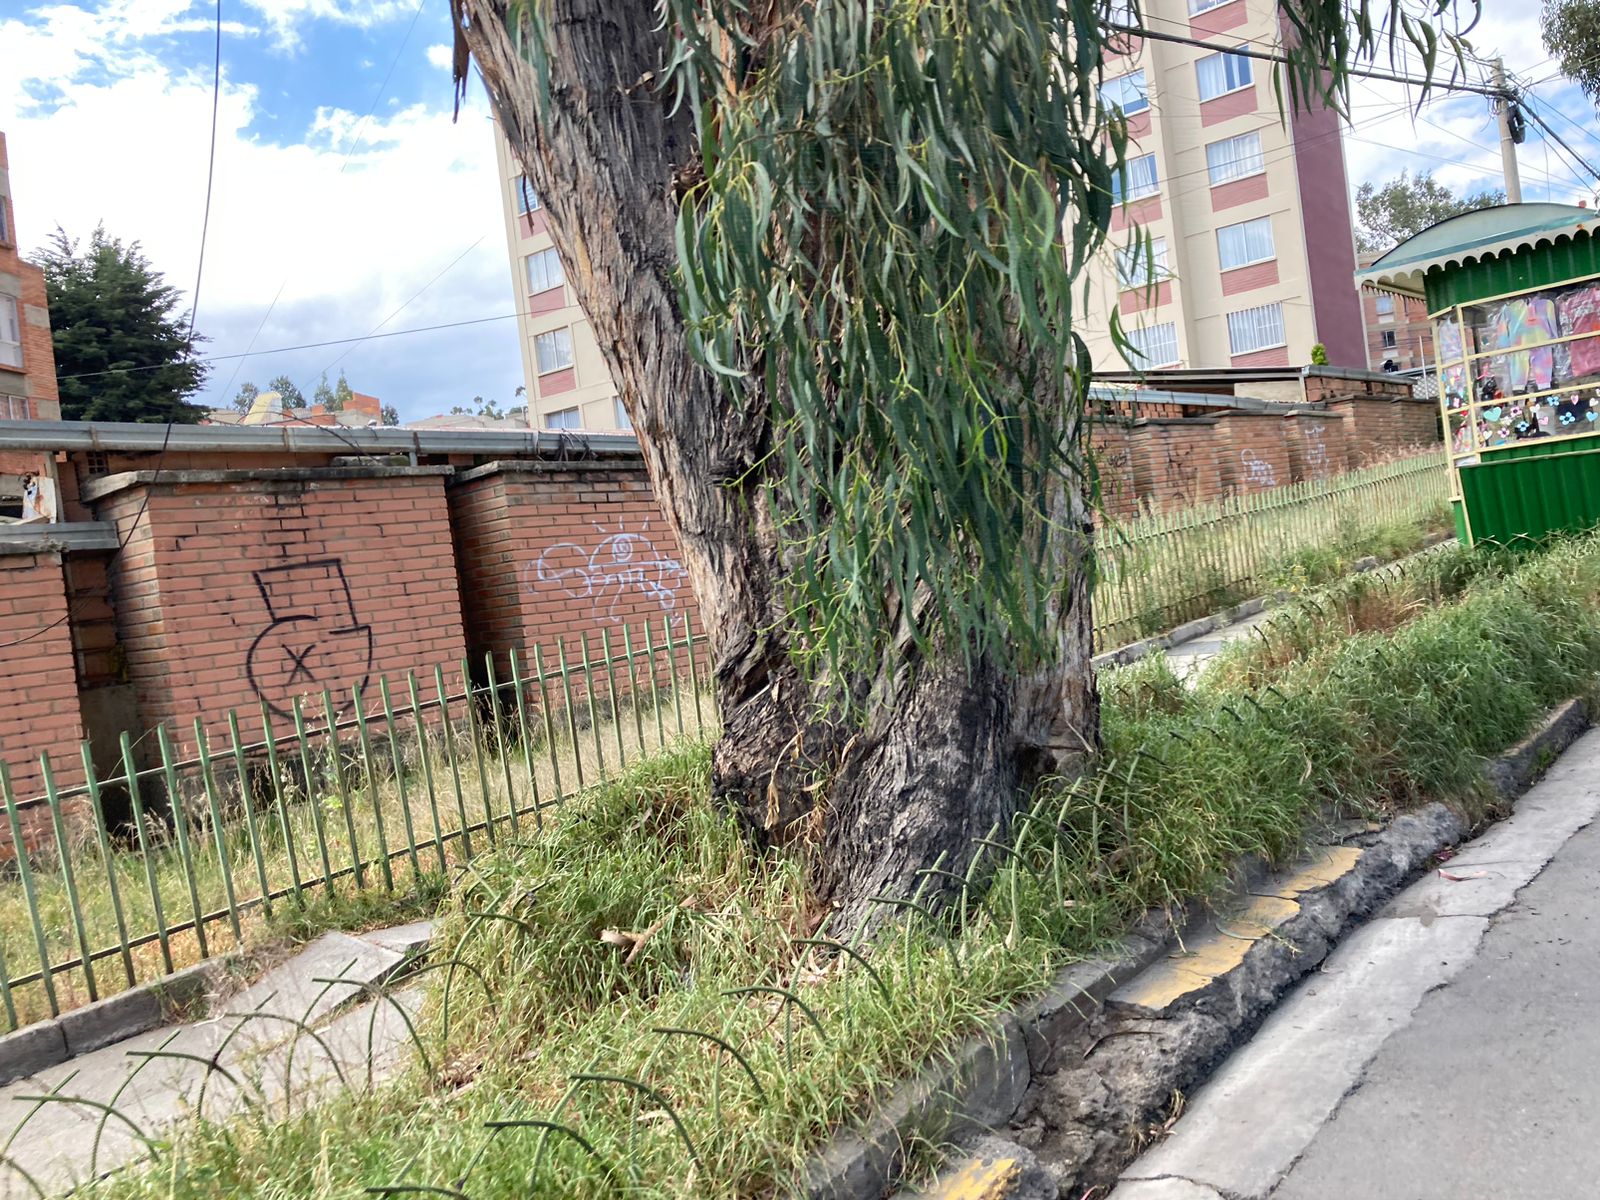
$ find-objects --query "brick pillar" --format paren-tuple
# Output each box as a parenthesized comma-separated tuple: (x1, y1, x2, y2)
(85, 466, 468, 756)
(1212, 412, 1292, 495)
(447, 460, 699, 693)
(1284, 411, 1350, 482)
(1090, 420, 1139, 522)
(1133, 419, 1223, 511)
(0, 546, 87, 849)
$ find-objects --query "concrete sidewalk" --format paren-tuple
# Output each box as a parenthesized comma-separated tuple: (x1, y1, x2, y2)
(1112, 728, 1600, 1200)
(0, 922, 431, 1197)
(1163, 607, 1274, 683)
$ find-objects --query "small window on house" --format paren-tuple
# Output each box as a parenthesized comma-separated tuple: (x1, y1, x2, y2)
(514, 176, 541, 215)
(0, 297, 21, 370)
(1100, 71, 1149, 116)
(1204, 131, 1264, 185)
(1226, 302, 1286, 356)
(1116, 237, 1169, 288)
(1197, 48, 1252, 101)
(1381, 329, 1398, 349)
(613, 397, 633, 431)
(525, 247, 565, 294)
(0, 396, 26, 420)
(534, 327, 574, 374)
(1216, 216, 1275, 271)
(1113, 153, 1160, 203)
(1125, 322, 1179, 367)
(1374, 293, 1395, 319)
(544, 406, 582, 430)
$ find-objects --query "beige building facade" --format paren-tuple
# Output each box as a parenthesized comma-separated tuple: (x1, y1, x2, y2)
(492, 120, 627, 432)
(1082, 0, 1366, 372)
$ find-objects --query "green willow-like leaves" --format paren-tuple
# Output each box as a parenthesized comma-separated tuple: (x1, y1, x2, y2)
(667, 0, 1123, 688)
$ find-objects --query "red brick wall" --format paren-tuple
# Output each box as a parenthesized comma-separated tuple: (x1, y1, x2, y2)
(448, 462, 700, 689)
(1090, 421, 1139, 523)
(0, 550, 86, 844)
(1212, 412, 1292, 495)
(1325, 396, 1441, 467)
(91, 468, 467, 756)
(1128, 420, 1225, 510)
(1284, 412, 1350, 483)
(0, 133, 61, 421)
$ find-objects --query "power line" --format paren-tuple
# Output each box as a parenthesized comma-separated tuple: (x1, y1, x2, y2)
(1519, 102, 1600, 184)
(1107, 21, 1506, 99)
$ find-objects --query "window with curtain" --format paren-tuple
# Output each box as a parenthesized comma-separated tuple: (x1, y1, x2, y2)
(544, 406, 582, 430)
(0, 297, 21, 369)
(514, 175, 541, 215)
(1375, 293, 1396, 318)
(1126, 322, 1179, 367)
(1217, 216, 1275, 270)
(1116, 238, 1169, 288)
(1204, 131, 1264, 185)
(525, 247, 565, 294)
(1113, 153, 1160, 203)
(1100, 70, 1149, 116)
(534, 327, 574, 374)
(1197, 49, 1252, 101)
(1226, 302, 1285, 355)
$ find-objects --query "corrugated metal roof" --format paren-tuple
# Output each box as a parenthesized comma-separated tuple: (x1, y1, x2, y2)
(1355, 203, 1596, 298)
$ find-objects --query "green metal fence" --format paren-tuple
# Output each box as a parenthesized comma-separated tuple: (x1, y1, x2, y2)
(1091, 450, 1451, 650)
(0, 615, 714, 1034)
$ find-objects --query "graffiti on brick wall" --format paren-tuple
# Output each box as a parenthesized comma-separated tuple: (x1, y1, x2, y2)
(1302, 424, 1330, 478)
(525, 521, 689, 623)
(245, 558, 374, 719)
(1240, 449, 1278, 489)
(1163, 442, 1198, 506)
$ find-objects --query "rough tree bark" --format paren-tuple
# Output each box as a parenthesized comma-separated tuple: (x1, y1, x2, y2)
(452, 0, 1099, 931)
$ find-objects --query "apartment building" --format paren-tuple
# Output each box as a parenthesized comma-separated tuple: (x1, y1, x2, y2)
(1357, 252, 1435, 371)
(492, 119, 627, 432)
(0, 132, 60, 421)
(1082, 0, 1367, 372)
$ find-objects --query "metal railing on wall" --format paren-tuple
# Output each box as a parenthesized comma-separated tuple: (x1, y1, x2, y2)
(1091, 450, 1451, 651)
(0, 615, 713, 1034)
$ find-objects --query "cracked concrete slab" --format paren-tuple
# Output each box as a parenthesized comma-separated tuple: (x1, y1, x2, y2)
(1111, 727, 1600, 1200)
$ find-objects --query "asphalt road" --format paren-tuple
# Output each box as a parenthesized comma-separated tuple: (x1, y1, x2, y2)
(1270, 808, 1600, 1200)
(1112, 727, 1600, 1200)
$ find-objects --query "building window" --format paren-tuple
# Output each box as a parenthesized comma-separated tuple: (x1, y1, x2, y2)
(1374, 293, 1395, 320)
(1205, 131, 1264, 185)
(1116, 237, 1169, 288)
(544, 406, 582, 430)
(525, 247, 565, 294)
(1381, 329, 1398, 349)
(0, 197, 10, 245)
(613, 397, 632, 431)
(1189, 0, 1233, 10)
(1217, 216, 1275, 271)
(0, 297, 21, 370)
(1100, 70, 1149, 116)
(1113, 153, 1160, 203)
(1197, 48, 1253, 101)
(534, 327, 575, 374)
(1126, 322, 1179, 367)
(514, 175, 541, 215)
(1227, 302, 1286, 356)
(0, 396, 25, 420)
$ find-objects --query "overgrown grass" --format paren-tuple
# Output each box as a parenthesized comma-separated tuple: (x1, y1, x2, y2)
(0, 678, 716, 1030)
(79, 533, 1600, 1200)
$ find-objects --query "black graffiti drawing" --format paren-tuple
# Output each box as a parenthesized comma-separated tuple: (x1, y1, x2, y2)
(244, 558, 375, 720)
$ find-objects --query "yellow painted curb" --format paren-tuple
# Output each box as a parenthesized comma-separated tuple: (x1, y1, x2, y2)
(923, 1153, 1024, 1199)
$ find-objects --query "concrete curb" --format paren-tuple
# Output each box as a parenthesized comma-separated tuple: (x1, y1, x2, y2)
(796, 691, 1591, 1199)
(1091, 531, 1456, 674)
(0, 958, 226, 1088)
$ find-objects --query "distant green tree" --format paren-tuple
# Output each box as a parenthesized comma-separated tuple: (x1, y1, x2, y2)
(381, 404, 400, 427)
(231, 381, 260, 414)
(34, 225, 207, 423)
(1542, 1, 1600, 104)
(313, 369, 355, 411)
(266, 375, 306, 408)
(1355, 171, 1503, 255)
(449, 396, 511, 419)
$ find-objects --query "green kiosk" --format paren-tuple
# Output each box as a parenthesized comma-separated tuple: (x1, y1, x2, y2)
(1357, 203, 1600, 546)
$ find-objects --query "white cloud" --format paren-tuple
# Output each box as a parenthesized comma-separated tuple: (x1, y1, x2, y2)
(2, 0, 523, 419)
(235, 0, 415, 52)
(425, 42, 451, 69)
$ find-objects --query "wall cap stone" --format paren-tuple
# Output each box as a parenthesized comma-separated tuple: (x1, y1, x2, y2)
(81, 465, 455, 503)
(451, 459, 648, 485)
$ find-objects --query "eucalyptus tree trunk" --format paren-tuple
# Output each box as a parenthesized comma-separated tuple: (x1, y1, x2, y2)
(452, 0, 1098, 931)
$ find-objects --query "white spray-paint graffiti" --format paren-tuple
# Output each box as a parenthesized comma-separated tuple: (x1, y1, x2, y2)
(524, 521, 689, 623)
(1240, 449, 1278, 489)
(1302, 423, 1329, 477)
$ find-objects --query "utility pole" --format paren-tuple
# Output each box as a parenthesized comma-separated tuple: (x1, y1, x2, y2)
(1493, 58, 1524, 204)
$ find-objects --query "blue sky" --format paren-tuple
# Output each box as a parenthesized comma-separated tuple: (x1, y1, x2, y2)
(2, 1, 1598, 423)
(2, 0, 519, 421)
